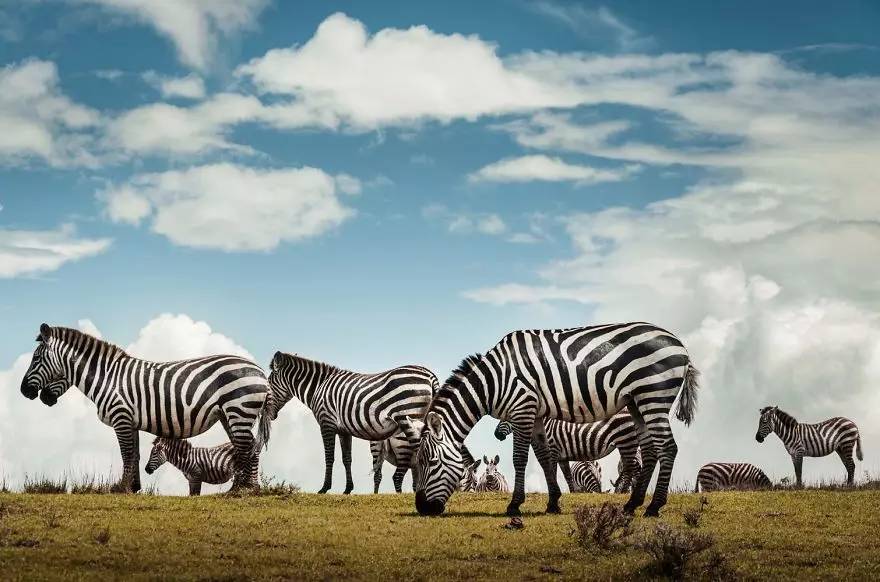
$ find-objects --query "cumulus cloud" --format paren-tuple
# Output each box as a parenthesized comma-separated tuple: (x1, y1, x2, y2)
(125, 314, 252, 361)
(80, 0, 269, 70)
(469, 154, 639, 184)
(98, 163, 358, 251)
(0, 59, 100, 167)
(0, 223, 111, 278)
(142, 71, 206, 100)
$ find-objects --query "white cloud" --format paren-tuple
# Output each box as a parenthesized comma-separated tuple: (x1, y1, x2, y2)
(98, 163, 358, 251)
(237, 12, 581, 130)
(142, 71, 206, 100)
(0, 223, 111, 278)
(126, 313, 252, 361)
(0, 59, 100, 167)
(530, 2, 652, 51)
(81, 0, 269, 70)
(469, 154, 639, 184)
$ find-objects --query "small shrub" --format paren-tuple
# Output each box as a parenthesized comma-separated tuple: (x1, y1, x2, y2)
(682, 496, 710, 528)
(255, 474, 300, 498)
(42, 506, 63, 529)
(570, 502, 633, 551)
(23, 475, 67, 494)
(93, 526, 111, 545)
(635, 523, 715, 580)
(70, 474, 114, 495)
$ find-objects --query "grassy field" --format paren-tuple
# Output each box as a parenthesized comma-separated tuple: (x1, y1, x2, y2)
(0, 489, 878, 580)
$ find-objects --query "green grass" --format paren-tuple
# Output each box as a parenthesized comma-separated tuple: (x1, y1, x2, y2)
(0, 489, 878, 580)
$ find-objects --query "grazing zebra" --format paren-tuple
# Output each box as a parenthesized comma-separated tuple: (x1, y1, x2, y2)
(267, 352, 437, 494)
(494, 411, 642, 494)
(694, 462, 772, 492)
(570, 461, 602, 493)
(476, 455, 509, 492)
(411, 323, 699, 517)
(756, 406, 863, 486)
(145, 438, 253, 496)
(20, 324, 269, 493)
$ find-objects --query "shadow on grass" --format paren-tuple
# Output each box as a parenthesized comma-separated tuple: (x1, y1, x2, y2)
(396, 510, 546, 518)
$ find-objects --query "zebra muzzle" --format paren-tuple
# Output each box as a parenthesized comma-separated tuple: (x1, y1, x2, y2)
(415, 490, 445, 516)
(39, 389, 58, 407)
(20, 380, 39, 400)
(755, 433, 764, 443)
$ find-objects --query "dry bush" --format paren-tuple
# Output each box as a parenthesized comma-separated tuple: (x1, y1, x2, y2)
(570, 502, 634, 551)
(255, 474, 300, 498)
(682, 496, 710, 528)
(22, 475, 67, 494)
(93, 526, 111, 545)
(70, 474, 115, 495)
(635, 523, 717, 579)
(41, 506, 63, 529)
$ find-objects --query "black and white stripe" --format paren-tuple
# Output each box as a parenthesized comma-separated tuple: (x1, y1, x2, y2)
(20, 324, 269, 493)
(412, 323, 699, 517)
(694, 462, 772, 492)
(756, 406, 863, 486)
(268, 352, 437, 494)
(145, 438, 249, 496)
(458, 450, 482, 493)
(476, 455, 509, 493)
(494, 411, 642, 494)
(569, 461, 602, 493)
(370, 429, 417, 494)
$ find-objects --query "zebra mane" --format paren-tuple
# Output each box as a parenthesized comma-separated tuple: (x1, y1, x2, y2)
(773, 408, 799, 427)
(53, 327, 127, 359)
(274, 352, 343, 375)
(440, 353, 483, 391)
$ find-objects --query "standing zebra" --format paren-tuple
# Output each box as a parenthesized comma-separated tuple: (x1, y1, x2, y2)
(458, 450, 482, 493)
(370, 430, 416, 493)
(267, 352, 437, 494)
(694, 462, 772, 492)
(476, 455, 509, 492)
(570, 461, 602, 493)
(145, 438, 253, 495)
(494, 411, 642, 494)
(756, 406, 863, 486)
(411, 323, 699, 517)
(20, 324, 269, 493)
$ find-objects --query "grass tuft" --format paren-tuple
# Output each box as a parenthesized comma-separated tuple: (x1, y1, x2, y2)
(634, 522, 717, 579)
(93, 526, 111, 545)
(682, 495, 710, 528)
(22, 475, 67, 494)
(255, 474, 301, 498)
(70, 473, 115, 495)
(570, 501, 633, 551)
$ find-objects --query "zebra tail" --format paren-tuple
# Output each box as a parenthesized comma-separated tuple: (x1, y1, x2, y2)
(694, 480, 700, 494)
(674, 364, 700, 426)
(254, 392, 275, 452)
(856, 434, 863, 461)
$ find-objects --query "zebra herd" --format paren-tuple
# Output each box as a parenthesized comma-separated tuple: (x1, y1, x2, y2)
(18, 321, 864, 517)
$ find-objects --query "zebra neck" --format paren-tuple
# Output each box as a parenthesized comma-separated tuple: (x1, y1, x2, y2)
(165, 441, 194, 469)
(59, 336, 124, 399)
(431, 389, 487, 444)
(775, 420, 802, 446)
(289, 364, 336, 409)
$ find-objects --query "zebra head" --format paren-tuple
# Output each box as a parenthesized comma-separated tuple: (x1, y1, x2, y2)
(493, 421, 512, 441)
(20, 324, 69, 406)
(756, 406, 778, 442)
(414, 411, 462, 516)
(459, 457, 481, 492)
(481, 454, 504, 488)
(145, 438, 168, 474)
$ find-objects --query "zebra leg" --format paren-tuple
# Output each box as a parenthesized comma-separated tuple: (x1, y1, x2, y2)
(112, 424, 140, 494)
(837, 447, 856, 485)
(530, 425, 562, 513)
(644, 420, 677, 517)
(392, 466, 407, 493)
(792, 454, 803, 487)
(318, 424, 337, 494)
(623, 404, 656, 514)
(506, 424, 534, 517)
(371, 442, 383, 494)
(559, 461, 576, 492)
(339, 433, 354, 494)
(189, 480, 202, 496)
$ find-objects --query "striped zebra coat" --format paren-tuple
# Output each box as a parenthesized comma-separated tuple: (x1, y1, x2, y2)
(458, 449, 482, 493)
(267, 352, 437, 494)
(570, 461, 602, 493)
(476, 455, 509, 493)
(20, 324, 269, 493)
(694, 463, 772, 492)
(494, 412, 642, 494)
(145, 438, 250, 496)
(412, 323, 699, 518)
(756, 406, 863, 486)
(370, 427, 420, 494)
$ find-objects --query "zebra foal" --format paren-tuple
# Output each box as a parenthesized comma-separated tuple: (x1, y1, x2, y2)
(476, 455, 509, 493)
(694, 462, 772, 492)
(145, 438, 251, 495)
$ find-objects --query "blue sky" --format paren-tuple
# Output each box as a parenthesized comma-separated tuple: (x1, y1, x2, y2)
(1, 1, 879, 494)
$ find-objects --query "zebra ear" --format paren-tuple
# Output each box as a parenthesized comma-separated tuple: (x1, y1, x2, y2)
(426, 411, 443, 438)
(39, 323, 52, 341)
(493, 454, 500, 465)
(483, 455, 489, 465)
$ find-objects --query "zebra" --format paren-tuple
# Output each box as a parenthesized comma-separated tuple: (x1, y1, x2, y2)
(19, 324, 270, 493)
(370, 428, 419, 493)
(411, 323, 700, 517)
(145, 438, 253, 496)
(610, 448, 643, 494)
(267, 352, 437, 494)
(494, 411, 642, 494)
(694, 462, 772, 492)
(458, 449, 482, 492)
(476, 455, 509, 492)
(570, 461, 602, 493)
(756, 406, 863, 486)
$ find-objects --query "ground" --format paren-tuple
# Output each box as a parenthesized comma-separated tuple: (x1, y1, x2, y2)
(0, 490, 878, 580)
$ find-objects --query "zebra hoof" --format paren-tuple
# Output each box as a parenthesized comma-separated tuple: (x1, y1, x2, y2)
(343, 488, 353, 495)
(546, 503, 561, 514)
(505, 504, 522, 517)
(622, 503, 637, 515)
(317, 489, 329, 494)
(644, 507, 660, 518)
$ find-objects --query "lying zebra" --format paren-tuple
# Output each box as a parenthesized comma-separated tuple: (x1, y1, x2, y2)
(694, 462, 772, 492)
(476, 455, 509, 492)
(570, 461, 602, 493)
(756, 406, 863, 486)
(145, 438, 254, 495)
(494, 411, 642, 494)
